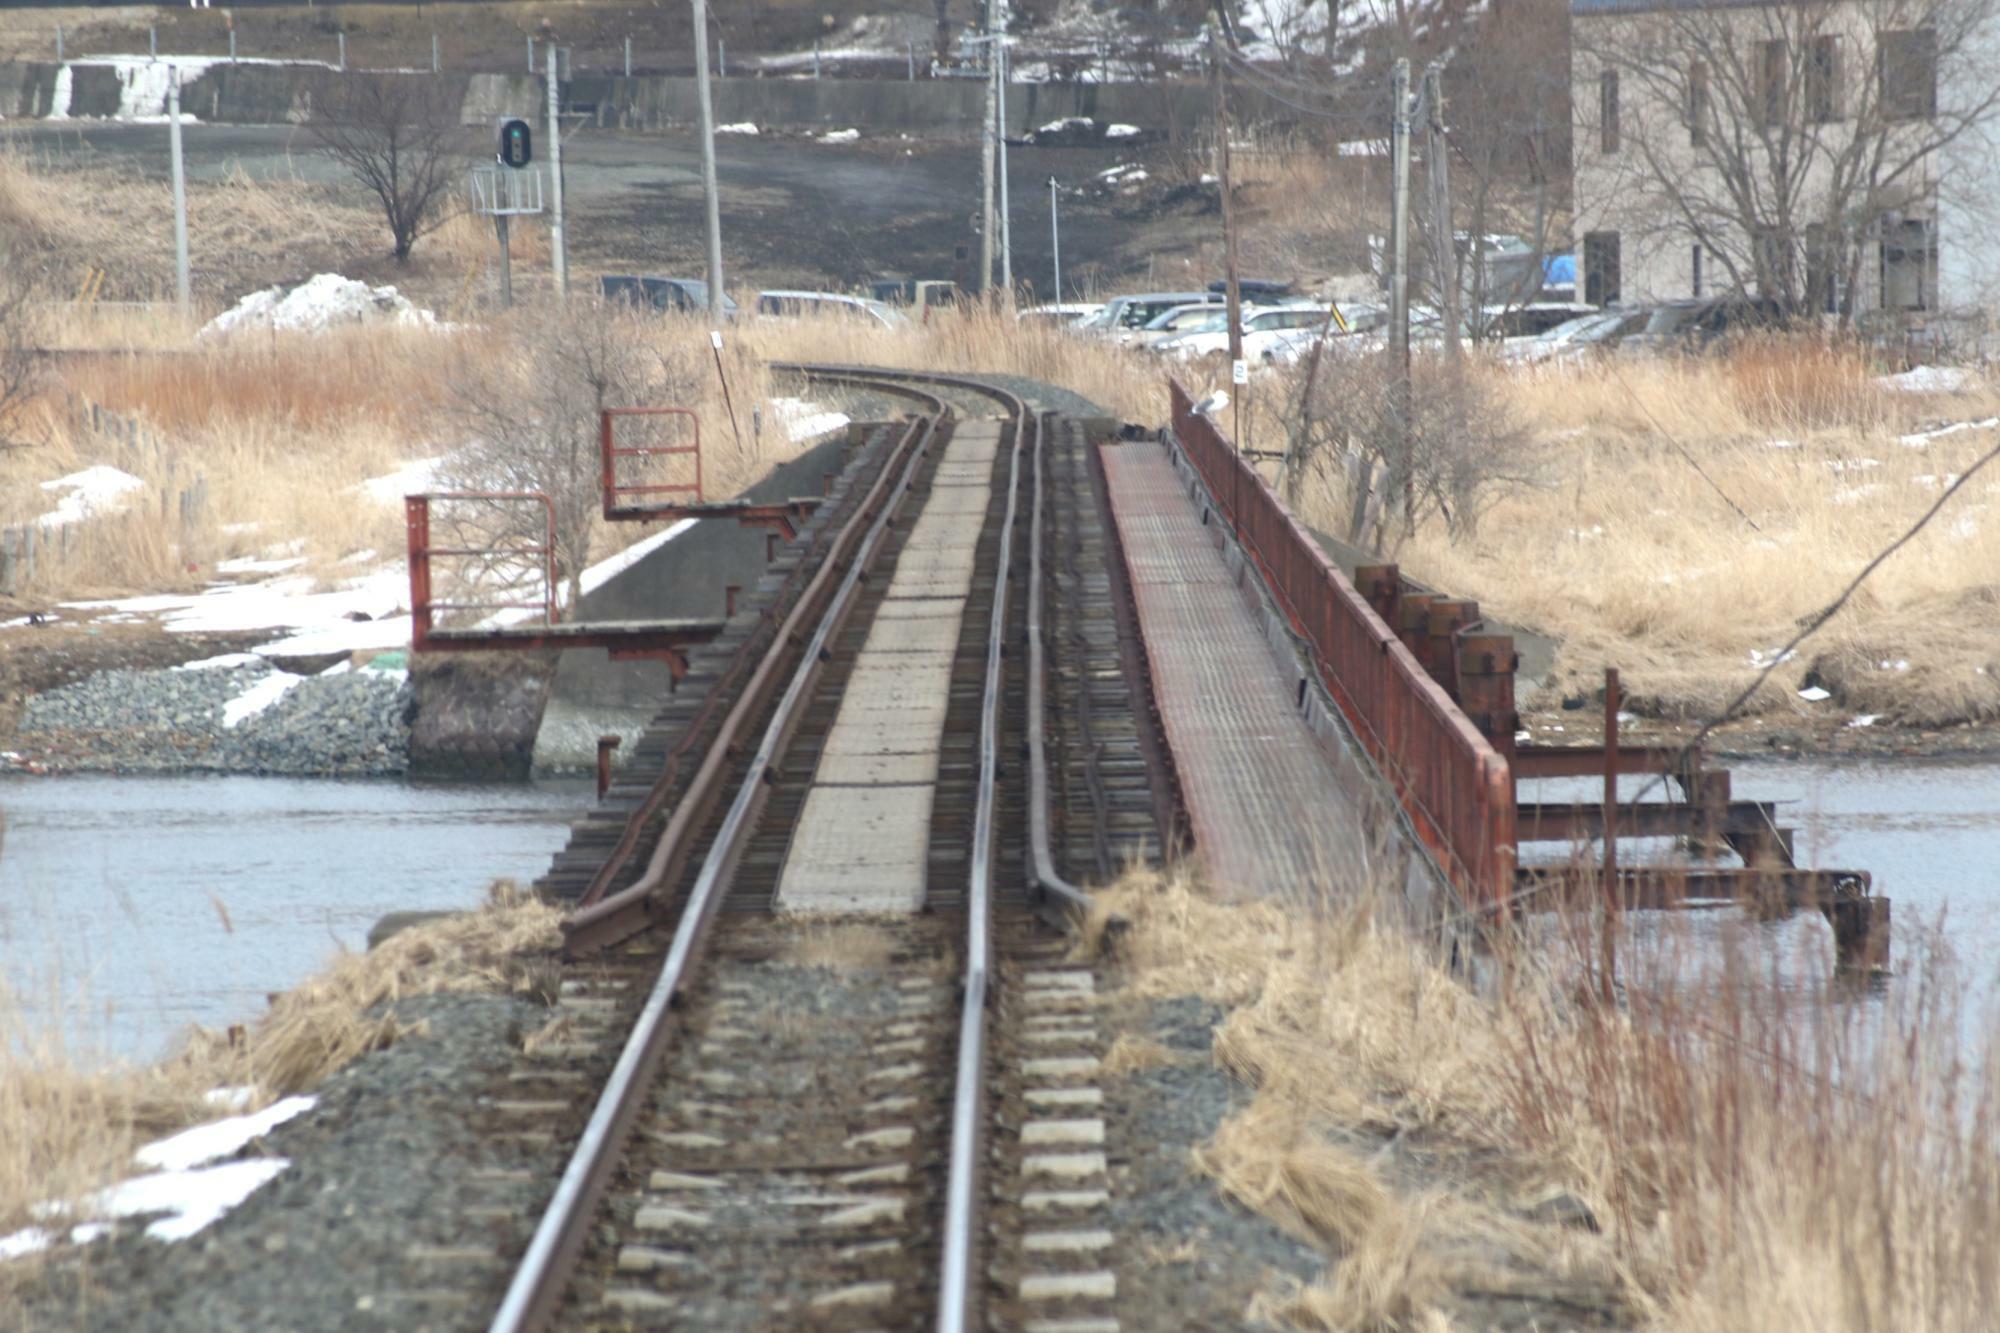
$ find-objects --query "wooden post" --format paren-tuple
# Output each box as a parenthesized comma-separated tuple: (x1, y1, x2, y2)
(1601, 667, 1621, 1004)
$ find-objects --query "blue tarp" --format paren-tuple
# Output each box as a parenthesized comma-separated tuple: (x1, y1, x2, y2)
(1544, 254, 1577, 286)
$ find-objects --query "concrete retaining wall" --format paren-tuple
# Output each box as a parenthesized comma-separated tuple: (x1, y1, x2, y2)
(0, 59, 1239, 135)
(531, 428, 857, 774)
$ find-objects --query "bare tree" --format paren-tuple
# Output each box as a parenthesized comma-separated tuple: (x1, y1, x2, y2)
(1414, 0, 1572, 338)
(305, 72, 467, 264)
(439, 305, 701, 615)
(1576, 0, 2000, 322)
(0, 255, 44, 451)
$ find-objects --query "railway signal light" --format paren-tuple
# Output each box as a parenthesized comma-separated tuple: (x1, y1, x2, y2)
(498, 118, 533, 169)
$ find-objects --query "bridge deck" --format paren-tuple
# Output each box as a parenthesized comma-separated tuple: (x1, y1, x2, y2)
(1099, 438, 1368, 899)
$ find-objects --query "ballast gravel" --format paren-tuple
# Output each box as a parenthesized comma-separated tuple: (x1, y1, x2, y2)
(15, 662, 412, 776)
(1108, 994, 1326, 1323)
(13, 993, 558, 1333)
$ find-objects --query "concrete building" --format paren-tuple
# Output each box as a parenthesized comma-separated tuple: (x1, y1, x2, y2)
(1571, 0, 2000, 342)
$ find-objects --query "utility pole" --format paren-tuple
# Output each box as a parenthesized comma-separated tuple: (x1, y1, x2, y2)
(168, 69, 191, 320)
(1388, 57, 1414, 527)
(1424, 61, 1459, 360)
(1210, 29, 1241, 367)
(997, 36, 1012, 298)
(692, 0, 726, 318)
(547, 45, 567, 294)
(977, 4, 998, 297)
(1048, 176, 1061, 305)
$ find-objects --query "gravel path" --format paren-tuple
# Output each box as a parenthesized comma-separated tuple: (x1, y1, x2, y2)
(12, 660, 412, 776)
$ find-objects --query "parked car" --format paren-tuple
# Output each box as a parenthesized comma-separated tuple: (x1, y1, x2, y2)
(1156, 303, 1336, 359)
(755, 290, 911, 329)
(1501, 307, 1649, 364)
(1075, 291, 1223, 337)
(600, 275, 738, 317)
(1016, 301, 1103, 327)
(1206, 278, 1297, 306)
(869, 279, 960, 320)
(1620, 296, 1786, 354)
(1477, 301, 1598, 340)
(1127, 302, 1232, 348)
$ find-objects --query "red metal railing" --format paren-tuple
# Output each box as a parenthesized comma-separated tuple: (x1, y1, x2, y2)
(601, 407, 702, 519)
(1167, 378, 1516, 908)
(405, 491, 558, 649)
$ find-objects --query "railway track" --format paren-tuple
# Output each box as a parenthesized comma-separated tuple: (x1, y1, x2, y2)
(474, 370, 1161, 1332)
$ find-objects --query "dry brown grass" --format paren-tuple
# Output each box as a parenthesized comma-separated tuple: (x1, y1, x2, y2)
(0, 880, 560, 1290)
(1091, 860, 2000, 1331)
(4, 290, 1151, 607)
(0, 985, 224, 1264)
(775, 919, 899, 972)
(0, 148, 395, 310)
(237, 879, 560, 1092)
(1268, 342, 2000, 724)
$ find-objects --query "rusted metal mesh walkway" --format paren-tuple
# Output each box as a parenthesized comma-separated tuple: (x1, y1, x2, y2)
(1100, 439, 1370, 899)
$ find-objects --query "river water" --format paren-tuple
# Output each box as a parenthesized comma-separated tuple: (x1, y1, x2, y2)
(1518, 756, 2000, 1055)
(0, 774, 590, 1064)
(4, 760, 1994, 1067)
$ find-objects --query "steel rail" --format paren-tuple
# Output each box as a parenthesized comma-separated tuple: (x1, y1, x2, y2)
(567, 377, 942, 933)
(1024, 410, 1097, 917)
(936, 387, 1027, 1333)
(488, 386, 951, 1333)
(492, 367, 1089, 1332)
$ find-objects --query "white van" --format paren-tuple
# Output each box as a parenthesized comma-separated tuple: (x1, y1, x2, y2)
(755, 290, 911, 329)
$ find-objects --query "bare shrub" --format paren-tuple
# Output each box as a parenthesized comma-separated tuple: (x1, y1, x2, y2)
(1278, 348, 1542, 549)
(438, 303, 703, 613)
(0, 250, 44, 450)
(305, 71, 468, 264)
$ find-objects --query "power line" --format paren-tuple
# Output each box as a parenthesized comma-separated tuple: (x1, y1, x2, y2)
(1605, 355, 1764, 531)
(1622, 428, 2000, 808)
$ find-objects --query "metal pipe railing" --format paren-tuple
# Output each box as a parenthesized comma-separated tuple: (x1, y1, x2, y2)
(1166, 378, 1516, 907)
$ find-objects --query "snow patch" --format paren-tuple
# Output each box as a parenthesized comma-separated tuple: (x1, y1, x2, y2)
(220, 669, 304, 728)
(360, 457, 448, 505)
(817, 127, 860, 143)
(1878, 365, 1972, 394)
(173, 652, 266, 671)
(215, 554, 308, 576)
(767, 396, 851, 443)
(1848, 714, 1880, 728)
(95, 1159, 293, 1242)
(1797, 685, 1832, 702)
(38, 466, 144, 529)
(715, 121, 760, 135)
(135, 1097, 315, 1173)
(1898, 416, 2000, 448)
(46, 66, 72, 120)
(1106, 122, 1140, 138)
(201, 274, 446, 339)
(576, 519, 697, 600)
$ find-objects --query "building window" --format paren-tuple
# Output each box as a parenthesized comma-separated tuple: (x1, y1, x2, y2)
(1880, 216, 1938, 310)
(1692, 245, 1703, 297)
(1601, 70, 1621, 153)
(1688, 61, 1709, 146)
(1879, 29, 1937, 120)
(1758, 40, 1789, 126)
(1808, 35, 1843, 122)
(1585, 230, 1622, 306)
